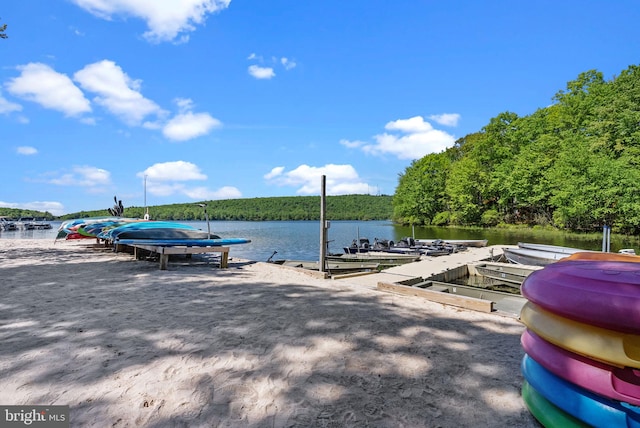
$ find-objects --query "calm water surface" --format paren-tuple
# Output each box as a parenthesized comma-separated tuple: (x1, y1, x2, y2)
(0, 219, 624, 261)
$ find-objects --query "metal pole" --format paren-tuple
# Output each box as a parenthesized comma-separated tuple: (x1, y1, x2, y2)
(319, 175, 327, 272)
(195, 203, 210, 239)
(144, 175, 149, 220)
(205, 208, 211, 239)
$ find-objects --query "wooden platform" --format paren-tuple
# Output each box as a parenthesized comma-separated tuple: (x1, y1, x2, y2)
(378, 281, 494, 313)
(124, 244, 230, 270)
(376, 278, 527, 316)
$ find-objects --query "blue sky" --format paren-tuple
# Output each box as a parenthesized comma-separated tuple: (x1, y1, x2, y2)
(1, 1, 639, 216)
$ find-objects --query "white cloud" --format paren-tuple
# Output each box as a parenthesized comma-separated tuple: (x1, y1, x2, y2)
(137, 161, 240, 200)
(6, 63, 91, 117)
(247, 54, 296, 79)
(5, 60, 219, 141)
(344, 115, 457, 160)
(248, 65, 275, 80)
(0, 92, 22, 114)
(0, 201, 65, 216)
(385, 116, 434, 133)
(339, 139, 366, 149)
(163, 111, 222, 141)
(264, 166, 285, 180)
(17, 146, 38, 155)
(265, 164, 370, 195)
(281, 57, 297, 70)
(48, 165, 111, 188)
(139, 161, 207, 182)
(428, 113, 460, 127)
(174, 97, 194, 113)
(71, 0, 231, 43)
(74, 60, 163, 126)
(184, 185, 242, 199)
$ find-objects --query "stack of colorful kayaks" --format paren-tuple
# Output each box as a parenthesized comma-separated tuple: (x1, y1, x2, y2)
(519, 252, 640, 427)
(56, 217, 143, 240)
(57, 217, 251, 248)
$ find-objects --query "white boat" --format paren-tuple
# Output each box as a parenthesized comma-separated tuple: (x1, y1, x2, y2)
(17, 217, 52, 230)
(503, 247, 578, 266)
(503, 242, 597, 266)
(327, 251, 421, 267)
(0, 217, 18, 231)
(415, 239, 488, 248)
(516, 242, 593, 255)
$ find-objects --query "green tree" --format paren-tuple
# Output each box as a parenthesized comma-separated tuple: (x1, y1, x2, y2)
(391, 64, 640, 234)
(393, 151, 452, 225)
(1, 19, 7, 39)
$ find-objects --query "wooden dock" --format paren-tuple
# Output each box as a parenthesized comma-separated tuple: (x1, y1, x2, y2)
(340, 245, 526, 317)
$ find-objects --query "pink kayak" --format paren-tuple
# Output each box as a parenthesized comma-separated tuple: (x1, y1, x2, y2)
(521, 259, 640, 334)
(521, 329, 640, 406)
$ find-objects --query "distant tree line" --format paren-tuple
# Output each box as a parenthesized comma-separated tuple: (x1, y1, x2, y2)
(393, 65, 640, 235)
(57, 195, 393, 221)
(0, 208, 54, 220)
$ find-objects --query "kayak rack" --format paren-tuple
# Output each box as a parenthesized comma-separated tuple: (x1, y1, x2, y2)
(119, 243, 230, 270)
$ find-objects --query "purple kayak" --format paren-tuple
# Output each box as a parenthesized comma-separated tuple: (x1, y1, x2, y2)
(521, 329, 640, 406)
(521, 259, 640, 334)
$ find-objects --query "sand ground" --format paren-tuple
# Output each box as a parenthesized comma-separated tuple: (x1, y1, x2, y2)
(0, 239, 537, 427)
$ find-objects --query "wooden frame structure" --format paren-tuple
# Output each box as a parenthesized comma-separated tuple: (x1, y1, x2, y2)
(123, 244, 230, 270)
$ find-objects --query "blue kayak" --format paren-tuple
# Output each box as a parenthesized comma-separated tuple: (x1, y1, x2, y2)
(521, 354, 640, 427)
(98, 221, 213, 240)
(114, 238, 251, 246)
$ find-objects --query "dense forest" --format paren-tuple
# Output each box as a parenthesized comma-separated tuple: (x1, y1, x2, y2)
(55, 195, 393, 221)
(393, 65, 640, 235)
(0, 208, 55, 220)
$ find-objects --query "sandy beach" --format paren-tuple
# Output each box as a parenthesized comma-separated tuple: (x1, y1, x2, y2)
(0, 239, 537, 427)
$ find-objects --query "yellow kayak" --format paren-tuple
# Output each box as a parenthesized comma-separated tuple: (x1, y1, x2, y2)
(520, 302, 640, 369)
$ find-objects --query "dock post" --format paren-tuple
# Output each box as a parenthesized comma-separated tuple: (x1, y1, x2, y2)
(319, 175, 327, 272)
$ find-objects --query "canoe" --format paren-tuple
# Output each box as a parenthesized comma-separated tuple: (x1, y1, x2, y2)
(521, 329, 640, 406)
(517, 242, 593, 255)
(522, 380, 591, 428)
(520, 301, 640, 369)
(470, 262, 541, 285)
(503, 247, 572, 266)
(114, 238, 251, 247)
(521, 354, 640, 427)
(521, 259, 640, 334)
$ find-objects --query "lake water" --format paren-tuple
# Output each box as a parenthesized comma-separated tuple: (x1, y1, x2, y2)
(0, 219, 624, 261)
